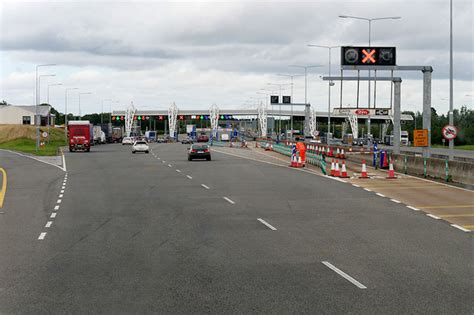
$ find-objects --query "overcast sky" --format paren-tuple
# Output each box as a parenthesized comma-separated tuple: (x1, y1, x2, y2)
(0, 0, 472, 116)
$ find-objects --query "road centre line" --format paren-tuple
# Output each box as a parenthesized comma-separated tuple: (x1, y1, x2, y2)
(257, 218, 277, 231)
(407, 206, 420, 211)
(168, 164, 172, 168)
(201, 184, 210, 189)
(321, 261, 367, 289)
(451, 224, 471, 232)
(0, 167, 7, 208)
(426, 214, 440, 220)
(54, 205, 59, 210)
(57, 199, 62, 204)
(45, 221, 53, 228)
(176, 169, 181, 173)
(38, 232, 47, 240)
(390, 199, 401, 203)
(376, 193, 385, 197)
(60, 190, 64, 193)
(186, 175, 192, 179)
(223, 197, 235, 204)
(59, 194, 63, 198)
(50, 213, 57, 218)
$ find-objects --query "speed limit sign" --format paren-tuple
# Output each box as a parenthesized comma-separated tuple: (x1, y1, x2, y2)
(42, 131, 48, 138)
(442, 125, 457, 140)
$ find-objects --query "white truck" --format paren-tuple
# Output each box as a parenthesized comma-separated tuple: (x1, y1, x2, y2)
(220, 134, 230, 141)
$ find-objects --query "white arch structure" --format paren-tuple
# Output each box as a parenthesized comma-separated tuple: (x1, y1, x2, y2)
(168, 102, 178, 139)
(124, 102, 136, 137)
(257, 102, 268, 138)
(209, 103, 219, 140)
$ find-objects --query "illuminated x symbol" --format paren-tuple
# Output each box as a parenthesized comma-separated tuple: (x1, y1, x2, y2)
(362, 49, 376, 64)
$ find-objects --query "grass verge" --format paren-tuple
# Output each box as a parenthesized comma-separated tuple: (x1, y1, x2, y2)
(0, 138, 66, 156)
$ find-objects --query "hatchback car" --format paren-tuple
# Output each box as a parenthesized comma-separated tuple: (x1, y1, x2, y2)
(188, 144, 211, 161)
(197, 134, 209, 143)
(122, 137, 134, 145)
(132, 141, 149, 153)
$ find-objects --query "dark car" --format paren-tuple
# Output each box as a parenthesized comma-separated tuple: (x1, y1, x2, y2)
(188, 144, 211, 161)
(197, 134, 209, 143)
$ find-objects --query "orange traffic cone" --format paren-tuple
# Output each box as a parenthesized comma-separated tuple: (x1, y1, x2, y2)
(334, 160, 341, 177)
(326, 147, 331, 156)
(336, 148, 340, 158)
(290, 154, 296, 167)
(386, 159, 397, 179)
(297, 155, 303, 168)
(330, 159, 335, 176)
(359, 160, 369, 179)
(340, 148, 346, 159)
(340, 161, 350, 178)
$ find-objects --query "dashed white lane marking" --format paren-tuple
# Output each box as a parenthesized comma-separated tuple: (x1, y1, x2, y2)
(223, 197, 235, 204)
(257, 218, 277, 231)
(45, 221, 53, 228)
(186, 175, 193, 180)
(162, 161, 166, 163)
(60, 190, 64, 193)
(352, 184, 360, 187)
(61, 186, 66, 189)
(376, 193, 385, 197)
(451, 224, 470, 232)
(168, 164, 172, 168)
(407, 206, 420, 211)
(59, 194, 63, 198)
(57, 199, 62, 204)
(390, 199, 401, 203)
(364, 188, 371, 192)
(38, 232, 47, 240)
(321, 261, 367, 289)
(50, 213, 57, 218)
(176, 169, 181, 173)
(201, 184, 210, 189)
(157, 157, 161, 160)
(426, 214, 440, 220)
(54, 205, 59, 211)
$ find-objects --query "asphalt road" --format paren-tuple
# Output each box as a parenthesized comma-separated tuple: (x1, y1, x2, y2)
(0, 144, 472, 314)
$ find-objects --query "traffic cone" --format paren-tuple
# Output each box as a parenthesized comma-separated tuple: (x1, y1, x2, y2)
(386, 159, 397, 179)
(336, 148, 340, 158)
(334, 160, 341, 177)
(382, 151, 389, 168)
(340, 161, 350, 178)
(359, 160, 369, 179)
(330, 159, 335, 176)
(297, 155, 303, 168)
(340, 148, 346, 159)
(327, 147, 331, 156)
(329, 147, 334, 157)
(290, 154, 296, 167)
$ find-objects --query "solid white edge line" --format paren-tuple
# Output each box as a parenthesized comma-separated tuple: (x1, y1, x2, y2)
(407, 206, 420, 211)
(186, 175, 192, 179)
(376, 193, 385, 197)
(38, 232, 47, 240)
(176, 169, 181, 173)
(390, 199, 401, 203)
(426, 214, 440, 220)
(61, 150, 67, 172)
(201, 184, 210, 189)
(54, 205, 59, 210)
(223, 197, 235, 204)
(50, 213, 57, 218)
(45, 221, 52, 228)
(451, 224, 470, 232)
(321, 261, 367, 289)
(352, 184, 360, 187)
(364, 188, 372, 192)
(257, 218, 277, 231)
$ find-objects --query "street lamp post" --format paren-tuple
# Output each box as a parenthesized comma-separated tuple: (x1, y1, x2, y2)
(37, 74, 55, 149)
(277, 73, 304, 139)
(35, 64, 56, 152)
(288, 65, 322, 105)
(64, 88, 79, 143)
(307, 45, 340, 139)
(78, 92, 92, 120)
(46, 83, 62, 142)
(448, 0, 454, 160)
(339, 15, 401, 140)
(101, 99, 112, 124)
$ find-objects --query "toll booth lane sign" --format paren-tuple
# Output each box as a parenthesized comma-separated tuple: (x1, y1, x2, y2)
(442, 125, 458, 140)
(413, 129, 428, 147)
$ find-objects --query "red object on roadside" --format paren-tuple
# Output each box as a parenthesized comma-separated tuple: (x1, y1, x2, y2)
(334, 160, 341, 177)
(386, 159, 397, 179)
(340, 161, 350, 178)
(359, 160, 369, 179)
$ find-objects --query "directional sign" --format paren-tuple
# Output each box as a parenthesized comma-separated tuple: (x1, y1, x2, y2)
(41, 131, 48, 138)
(442, 125, 457, 140)
(341, 46, 396, 66)
(413, 129, 428, 147)
(282, 96, 291, 104)
(270, 95, 279, 104)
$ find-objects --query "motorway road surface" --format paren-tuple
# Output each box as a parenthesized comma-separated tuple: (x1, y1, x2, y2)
(0, 145, 472, 313)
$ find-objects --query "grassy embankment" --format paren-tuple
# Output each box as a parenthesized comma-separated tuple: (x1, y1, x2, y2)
(0, 125, 66, 156)
(431, 144, 474, 150)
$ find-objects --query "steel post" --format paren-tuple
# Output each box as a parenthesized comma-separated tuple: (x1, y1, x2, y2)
(393, 79, 402, 154)
(422, 69, 432, 158)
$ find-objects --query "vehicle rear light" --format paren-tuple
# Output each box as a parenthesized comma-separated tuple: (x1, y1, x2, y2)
(203, 149, 209, 152)
(191, 149, 197, 153)
(70, 139, 74, 143)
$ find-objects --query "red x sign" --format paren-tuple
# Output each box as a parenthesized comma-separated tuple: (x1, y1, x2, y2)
(362, 49, 376, 64)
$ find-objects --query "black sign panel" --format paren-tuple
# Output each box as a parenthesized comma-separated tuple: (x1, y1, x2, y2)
(341, 46, 396, 66)
(375, 109, 389, 115)
(270, 95, 279, 104)
(282, 96, 291, 104)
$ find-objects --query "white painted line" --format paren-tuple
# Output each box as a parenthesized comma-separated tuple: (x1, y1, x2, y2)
(57, 199, 62, 204)
(186, 175, 193, 180)
(50, 212, 57, 218)
(176, 169, 181, 173)
(59, 194, 63, 198)
(451, 224, 470, 232)
(364, 188, 372, 192)
(0, 149, 65, 172)
(426, 214, 440, 220)
(60, 190, 64, 193)
(352, 184, 360, 188)
(54, 205, 60, 211)
(61, 186, 65, 190)
(168, 164, 172, 168)
(407, 206, 420, 211)
(38, 232, 47, 240)
(223, 197, 235, 204)
(162, 161, 166, 163)
(257, 218, 277, 231)
(321, 261, 367, 289)
(61, 151, 67, 172)
(45, 221, 53, 228)
(201, 184, 210, 190)
(376, 193, 385, 197)
(157, 157, 161, 160)
(390, 199, 401, 203)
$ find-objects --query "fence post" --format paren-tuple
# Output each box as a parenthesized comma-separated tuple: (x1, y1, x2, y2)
(404, 155, 407, 174)
(445, 159, 449, 182)
(321, 154, 327, 175)
(423, 158, 427, 178)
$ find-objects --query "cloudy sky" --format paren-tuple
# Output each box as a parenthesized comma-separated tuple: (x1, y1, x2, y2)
(0, 0, 472, 116)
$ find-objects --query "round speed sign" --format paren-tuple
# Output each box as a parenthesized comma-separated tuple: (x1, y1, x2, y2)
(442, 125, 457, 140)
(42, 131, 48, 138)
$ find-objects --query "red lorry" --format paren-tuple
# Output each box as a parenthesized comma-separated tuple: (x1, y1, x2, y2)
(68, 121, 92, 152)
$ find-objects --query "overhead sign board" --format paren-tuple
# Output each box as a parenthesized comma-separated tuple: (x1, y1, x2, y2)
(282, 96, 291, 104)
(333, 108, 391, 116)
(413, 129, 428, 147)
(270, 95, 279, 104)
(341, 46, 396, 66)
(442, 125, 457, 140)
